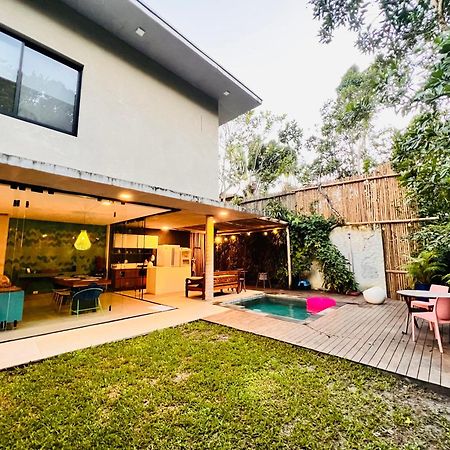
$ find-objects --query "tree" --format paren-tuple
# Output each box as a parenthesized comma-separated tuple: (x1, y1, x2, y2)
(219, 111, 303, 199)
(301, 65, 395, 182)
(310, 0, 450, 109)
(310, 1, 449, 56)
(392, 111, 450, 218)
(417, 32, 450, 104)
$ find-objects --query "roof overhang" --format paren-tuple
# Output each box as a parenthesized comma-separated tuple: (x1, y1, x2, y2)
(0, 154, 281, 232)
(59, 0, 262, 124)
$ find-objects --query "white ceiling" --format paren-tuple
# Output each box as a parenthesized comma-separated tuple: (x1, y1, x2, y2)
(0, 184, 170, 225)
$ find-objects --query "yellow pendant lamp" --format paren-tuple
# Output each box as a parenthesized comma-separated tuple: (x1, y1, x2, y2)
(74, 230, 91, 251)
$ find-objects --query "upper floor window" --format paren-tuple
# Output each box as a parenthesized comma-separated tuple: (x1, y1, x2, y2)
(0, 29, 81, 135)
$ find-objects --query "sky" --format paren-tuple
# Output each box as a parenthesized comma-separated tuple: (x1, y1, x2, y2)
(145, 0, 409, 135)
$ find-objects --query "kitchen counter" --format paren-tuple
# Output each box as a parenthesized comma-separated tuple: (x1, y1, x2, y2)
(146, 266, 191, 295)
(111, 263, 147, 270)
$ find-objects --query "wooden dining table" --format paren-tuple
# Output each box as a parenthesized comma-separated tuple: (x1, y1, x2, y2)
(53, 276, 111, 290)
(397, 289, 450, 334)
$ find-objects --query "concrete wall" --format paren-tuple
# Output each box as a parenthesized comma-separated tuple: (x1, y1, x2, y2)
(0, 0, 219, 200)
(331, 226, 387, 295)
(309, 226, 387, 296)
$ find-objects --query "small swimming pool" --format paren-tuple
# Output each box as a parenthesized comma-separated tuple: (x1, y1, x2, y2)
(229, 295, 311, 321)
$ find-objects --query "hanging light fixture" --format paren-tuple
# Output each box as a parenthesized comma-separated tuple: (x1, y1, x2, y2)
(74, 205, 92, 251)
(74, 230, 91, 251)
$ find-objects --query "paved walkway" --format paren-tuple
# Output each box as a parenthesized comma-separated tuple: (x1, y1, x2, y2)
(205, 299, 450, 389)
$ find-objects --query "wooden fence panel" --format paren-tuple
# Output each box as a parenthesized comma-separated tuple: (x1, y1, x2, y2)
(241, 164, 424, 299)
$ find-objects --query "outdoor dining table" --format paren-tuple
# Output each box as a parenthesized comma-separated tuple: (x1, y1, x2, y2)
(397, 289, 450, 334)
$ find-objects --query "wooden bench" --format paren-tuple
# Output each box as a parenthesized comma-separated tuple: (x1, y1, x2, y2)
(185, 270, 241, 299)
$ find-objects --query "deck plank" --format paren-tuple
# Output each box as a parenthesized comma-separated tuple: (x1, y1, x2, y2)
(318, 305, 376, 355)
(205, 300, 450, 388)
(296, 305, 359, 350)
(359, 303, 406, 365)
(306, 305, 367, 353)
(396, 322, 427, 376)
(334, 304, 394, 360)
(367, 305, 406, 368)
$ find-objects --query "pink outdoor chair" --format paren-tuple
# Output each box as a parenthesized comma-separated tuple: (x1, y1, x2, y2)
(411, 284, 449, 310)
(412, 297, 450, 353)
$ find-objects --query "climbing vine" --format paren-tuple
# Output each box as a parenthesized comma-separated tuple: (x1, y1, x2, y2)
(266, 200, 358, 293)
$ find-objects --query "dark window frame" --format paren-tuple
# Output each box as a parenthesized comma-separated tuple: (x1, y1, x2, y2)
(0, 24, 83, 136)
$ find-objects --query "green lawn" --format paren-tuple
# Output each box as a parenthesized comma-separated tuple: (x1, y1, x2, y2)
(1, 322, 449, 449)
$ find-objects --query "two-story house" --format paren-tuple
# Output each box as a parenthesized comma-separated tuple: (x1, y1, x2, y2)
(0, 0, 283, 341)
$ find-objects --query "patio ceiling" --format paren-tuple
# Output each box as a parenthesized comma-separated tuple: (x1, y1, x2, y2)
(0, 182, 170, 225)
(186, 217, 287, 234)
(0, 161, 280, 231)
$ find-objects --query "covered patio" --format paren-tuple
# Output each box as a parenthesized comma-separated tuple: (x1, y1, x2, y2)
(0, 159, 281, 342)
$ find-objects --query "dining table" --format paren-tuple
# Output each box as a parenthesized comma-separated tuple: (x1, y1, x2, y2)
(397, 289, 450, 334)
(53, 276, 111, 290)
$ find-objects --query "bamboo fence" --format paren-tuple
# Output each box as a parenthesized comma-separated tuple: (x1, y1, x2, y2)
(241, 164, 431, 299)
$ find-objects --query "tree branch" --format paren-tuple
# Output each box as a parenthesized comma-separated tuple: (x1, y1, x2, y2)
(431, 0, 449, 31)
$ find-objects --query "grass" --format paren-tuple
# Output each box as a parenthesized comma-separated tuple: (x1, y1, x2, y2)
(0, 321, 450, 449)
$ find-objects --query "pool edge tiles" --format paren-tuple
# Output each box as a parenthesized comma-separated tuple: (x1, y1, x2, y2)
(221, 294, 325, 323)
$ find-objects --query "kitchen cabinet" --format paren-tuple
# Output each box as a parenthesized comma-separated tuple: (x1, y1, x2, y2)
(111, 268, 146, 291)
(113, 233, 158, 249)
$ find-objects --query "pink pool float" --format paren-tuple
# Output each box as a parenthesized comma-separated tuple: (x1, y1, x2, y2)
(306, 296, 336, 313)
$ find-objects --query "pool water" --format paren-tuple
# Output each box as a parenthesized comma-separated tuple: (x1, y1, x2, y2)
(234, 295, 310, 321)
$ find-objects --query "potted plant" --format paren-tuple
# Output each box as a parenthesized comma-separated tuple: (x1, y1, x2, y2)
(406, 250, 446, 290)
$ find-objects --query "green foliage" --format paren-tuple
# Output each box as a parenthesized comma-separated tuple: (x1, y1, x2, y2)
(1, 322, 449, 449)
(411, 222, 450, 252)
(215, 231, 288, 286)
(309, 0, 447, 58)
(308, 0, 449, 118)
(302, 65, 395, 182)
(406, 250, 447, 285)
(418, 33, 450, 103)
(219, 110, 303, 199)
(267, 201, 358, 293)
(392, 111, 450, 218)
(410, 223, 450, 285)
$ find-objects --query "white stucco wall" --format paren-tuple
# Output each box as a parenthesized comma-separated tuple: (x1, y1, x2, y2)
(0, 0, 219, 200)
(308, 226, 387, 296)
(331, 226, 387, 295)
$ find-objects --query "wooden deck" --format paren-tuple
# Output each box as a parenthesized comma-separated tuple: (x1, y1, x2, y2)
(205, 300, 450, 389)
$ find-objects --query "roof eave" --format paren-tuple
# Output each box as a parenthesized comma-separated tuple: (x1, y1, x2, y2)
(59, 0, 262, 124)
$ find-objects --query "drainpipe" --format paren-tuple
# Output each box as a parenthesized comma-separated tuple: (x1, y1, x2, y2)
(286, 227, 292, 289)
(204, 216, 215, 300)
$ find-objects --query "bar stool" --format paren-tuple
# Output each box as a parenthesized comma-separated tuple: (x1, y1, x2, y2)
(255, 272, 271, 289)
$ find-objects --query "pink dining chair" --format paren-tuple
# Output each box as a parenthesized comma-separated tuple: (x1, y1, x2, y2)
(412, 297, 450, 353)
(411, 284, 449, 310)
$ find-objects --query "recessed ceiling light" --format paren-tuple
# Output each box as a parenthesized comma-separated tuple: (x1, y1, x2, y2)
(161, 226, 169, 231)
(223, 90, 230, 96)
(218, 211, 228, 217)
(136, 27, 146, 37)
(119, 193, 132, 201)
